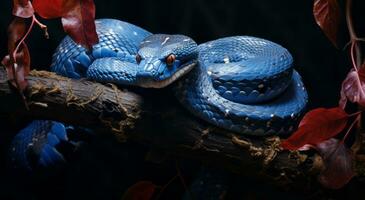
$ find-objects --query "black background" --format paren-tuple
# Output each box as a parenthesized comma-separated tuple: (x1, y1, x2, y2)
(1, 0, 364, 199)
(0, 0, 355, 108)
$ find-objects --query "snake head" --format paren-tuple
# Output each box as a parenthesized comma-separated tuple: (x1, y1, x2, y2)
(135, 34, 198, 88)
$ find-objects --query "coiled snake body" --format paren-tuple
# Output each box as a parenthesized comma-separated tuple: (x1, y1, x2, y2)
(10, 19, 307, 170)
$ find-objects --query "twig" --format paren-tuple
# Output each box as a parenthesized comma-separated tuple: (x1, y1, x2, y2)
(342, 113, 361, 143)
(346, 0, 362, 68)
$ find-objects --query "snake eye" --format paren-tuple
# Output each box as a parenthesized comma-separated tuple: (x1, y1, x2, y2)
(136, 54, 142, 64)
(166, 54, 176, 66)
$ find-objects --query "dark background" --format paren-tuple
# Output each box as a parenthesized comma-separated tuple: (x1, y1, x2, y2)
(0, 0, 364, 199)
(0, 0, 353, 109)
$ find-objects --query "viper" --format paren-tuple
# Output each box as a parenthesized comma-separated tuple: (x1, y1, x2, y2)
(9, 19, 307, 171)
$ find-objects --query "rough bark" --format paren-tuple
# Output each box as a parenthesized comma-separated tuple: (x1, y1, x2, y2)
(0, 66, 346, 191)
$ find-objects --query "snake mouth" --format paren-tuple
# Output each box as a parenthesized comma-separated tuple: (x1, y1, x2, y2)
(140, 60, 197, 88)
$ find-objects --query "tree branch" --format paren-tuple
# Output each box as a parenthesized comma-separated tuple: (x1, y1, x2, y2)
(0, 66, 347, 190)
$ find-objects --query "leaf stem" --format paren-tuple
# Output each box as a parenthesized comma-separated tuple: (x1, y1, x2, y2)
(349, 111, 362, 118)
(346, 0, 362, 69)
(350, 41, 358, 72)
(33, 16, 49, 39)
(346, 0, 356, 40)
(11, 16, 36, 110)
(342, 114, 361, 144)
(13, 15, 35, 63)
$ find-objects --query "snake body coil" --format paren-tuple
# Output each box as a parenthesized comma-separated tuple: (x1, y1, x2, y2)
(52, 18, 308, 135)
(10, 18, 307, 170)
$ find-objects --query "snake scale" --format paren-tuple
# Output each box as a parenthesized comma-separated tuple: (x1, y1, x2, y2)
(9, 19, 307, 170)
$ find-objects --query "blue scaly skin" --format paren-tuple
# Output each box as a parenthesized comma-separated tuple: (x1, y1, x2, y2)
(175, 37, 307, 135)
(86, 33, 198, 88)
(9, 121, 68, 170)
(10, 18, 307, 170)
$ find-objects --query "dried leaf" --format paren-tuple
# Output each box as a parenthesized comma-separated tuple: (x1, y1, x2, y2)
(33, 0, 63, 19)
(12, 0, 34, 18)
(1, 17, 30, 90)
(316, 138, 355, 189)
(61, 0, 99, 50)
(281, 107, 349, 150)
(313, 0, 341, 47)
(6, 17, 26, 56)
(121, 181, 156, 200)
(340, 67, 365, 109)
(2, 43, 30, 90)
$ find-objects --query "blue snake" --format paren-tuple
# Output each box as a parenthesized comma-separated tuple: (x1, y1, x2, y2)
(9, 19, 307, 170)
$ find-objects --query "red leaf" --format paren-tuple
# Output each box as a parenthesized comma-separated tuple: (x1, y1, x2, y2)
(12, 0, 34, 18)
(61, 0, 99, 50)
(33, 0, 63, 19)
(316, 138, 355, 189)
(281, 107, 349, 150)
(340, 67, 365, 109)
(313, 0, 341, 47)
(121, 181, 156, 200)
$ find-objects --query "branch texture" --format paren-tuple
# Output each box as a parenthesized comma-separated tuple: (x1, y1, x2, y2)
(0, 66, 343, 190)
